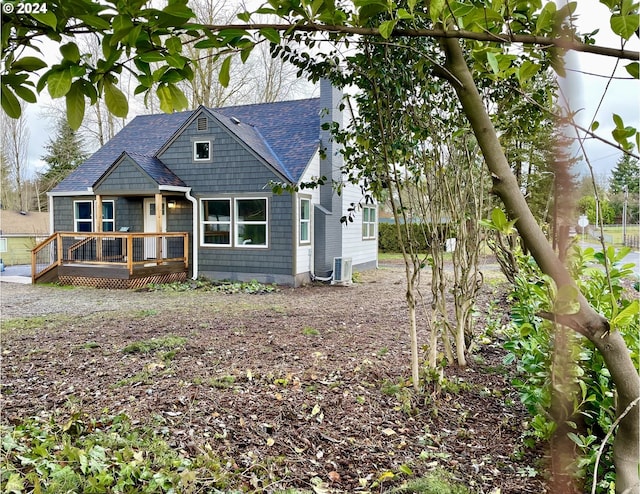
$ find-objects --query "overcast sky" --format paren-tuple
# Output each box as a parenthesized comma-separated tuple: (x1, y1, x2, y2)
(18, 1, 640, 182)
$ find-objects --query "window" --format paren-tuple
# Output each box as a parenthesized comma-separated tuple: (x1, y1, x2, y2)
(194, 141, 211, 161)
(299, 198, 311, 244)
(362, 205, 376, 240)
(201, 199, 231, 246)
(74, 201, 93, 232)
(102, 201, 115, 232)
(236, 198, 267, 247)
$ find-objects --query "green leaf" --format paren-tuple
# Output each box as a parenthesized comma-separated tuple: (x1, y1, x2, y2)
(12, 84, 37, 103)
(165, 36, 182, 53)
(66, 82, 85, 130)
(590, 121, 600, 131)
(47, 68, 72, 98)
(157, 84, 172, 113)
(553, 284, 580, 315)
(487, 52, 500, 74)
(60, 42, 81, 63)
(611, 300, 639, 330)
(12, 56, 48, 72)
(517, 60, 540, 84)
(167, 84, 188, 111)
(535, 2, 556, 34)
(77, 14, 111, 30)
(103, 81, 128, 118)
(429, 0, 446, 23)
(1, 85, 22, 118)
(138, 52, 166, 63)
(625, 62, 639, 79)
(260, 27, 281, 44)
(4, 473, 24, 493)
(32, 11, 58, 29)
(379, 19, 397, 39)
(611, 13, 640, 40)
(219, 56, 232, 87)
(491, 207, 508, 230)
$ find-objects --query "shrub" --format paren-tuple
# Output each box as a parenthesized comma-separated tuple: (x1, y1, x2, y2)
(503, 246, 639, 493)
(378, 222, 451, 253)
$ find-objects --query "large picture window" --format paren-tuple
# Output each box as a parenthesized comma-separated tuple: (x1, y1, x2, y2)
(236, 198, 267, 247)
(200, 197, 268, 248)
(362, 205, 376, 240)
(74, 201, 93, 232)
(299, 198, 311, 244)
(201, 199, 231, 246)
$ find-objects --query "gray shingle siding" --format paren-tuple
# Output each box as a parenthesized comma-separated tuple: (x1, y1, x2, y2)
(160, 117, 294, 277)
(94, 157, 158, 193)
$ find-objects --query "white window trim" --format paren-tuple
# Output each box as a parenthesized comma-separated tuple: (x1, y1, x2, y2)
(74, 199, 116, 232)
(235, 197, 268, 249)
(193, 140, 211, 162)
(200, 198, 232, 247)
(299, 197, 311, 245)
(362, 205, 377, 240)
(101, 200, 115, 232)
(74, 200, 93, 232)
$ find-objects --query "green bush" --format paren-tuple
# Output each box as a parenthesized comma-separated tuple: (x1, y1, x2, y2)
(378, 222, 451, 253)
(503, 246, 639, 493)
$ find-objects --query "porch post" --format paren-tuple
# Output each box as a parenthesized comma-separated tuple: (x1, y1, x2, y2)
(95, 194, 103, 261)
(155, 193, 163, 263)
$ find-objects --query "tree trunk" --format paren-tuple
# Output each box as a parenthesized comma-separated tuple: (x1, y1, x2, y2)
(440, 36, 640, 494)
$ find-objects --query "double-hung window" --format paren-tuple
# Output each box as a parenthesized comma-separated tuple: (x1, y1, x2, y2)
(236, 198, 267, 247)
(74, 201, 93, 232)
(299, 198, 311, 244)
(102, 201, 115, 232)
(201, 199, 231, 246)
(362, 205, 376, 240)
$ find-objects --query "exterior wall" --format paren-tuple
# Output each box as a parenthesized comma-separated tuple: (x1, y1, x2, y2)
(158, 112, 295, 282)
(340, 182, 378, 269)
(1, 236, 47, 265)
(295, 151, 320, 277)
(94, 157, 158, 194)
(52, 196, 144, 233)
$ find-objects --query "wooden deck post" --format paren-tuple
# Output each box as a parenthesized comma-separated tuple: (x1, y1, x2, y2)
(127, 234, 133, 275)
(155, 193, 163, 264)
(95, 195, 103, 261)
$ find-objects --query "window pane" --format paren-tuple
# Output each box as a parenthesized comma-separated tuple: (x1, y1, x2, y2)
(237, 199, 266, 222)
(204, 200, 230, 221)
(238, 224, 266, 245)
(300, 222, 309, 242)
(195, 141, 210, 160)
(77, 222, 92, 232)
(102, 202, 114, 219)
(301, 199, 310, 220)
(370, 208, 376, 222)
(363, 207, 369, 223)
(204, 224, 230, 244)
(76, 202, 92, 220)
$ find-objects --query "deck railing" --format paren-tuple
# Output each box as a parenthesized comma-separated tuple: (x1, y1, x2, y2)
(32, 232, 189, 282)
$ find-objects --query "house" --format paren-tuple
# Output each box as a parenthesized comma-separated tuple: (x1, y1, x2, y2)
(0, 210, 50, 266)
(36, 80, 377, 287)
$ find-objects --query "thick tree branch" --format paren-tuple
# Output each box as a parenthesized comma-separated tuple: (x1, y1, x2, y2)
(197, 23, 640, 61)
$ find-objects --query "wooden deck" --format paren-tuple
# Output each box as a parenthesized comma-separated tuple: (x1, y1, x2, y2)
(32, 232, 189, 288)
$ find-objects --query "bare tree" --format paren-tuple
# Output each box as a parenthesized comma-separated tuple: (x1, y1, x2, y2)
(1, 105, 30, 211)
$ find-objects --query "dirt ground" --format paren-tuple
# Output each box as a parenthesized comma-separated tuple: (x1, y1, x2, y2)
(0, 260, 547, 493)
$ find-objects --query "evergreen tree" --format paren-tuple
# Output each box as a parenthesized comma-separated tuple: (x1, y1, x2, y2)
(39, 119, 88, 202)
(609, 153, 639, 194)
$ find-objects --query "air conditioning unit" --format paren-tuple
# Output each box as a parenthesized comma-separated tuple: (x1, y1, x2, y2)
(332, 257, 352, 285)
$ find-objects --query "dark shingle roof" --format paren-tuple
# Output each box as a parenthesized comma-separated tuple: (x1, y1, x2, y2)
(53, 98, 320, 193)
(126, 153, 187, 187)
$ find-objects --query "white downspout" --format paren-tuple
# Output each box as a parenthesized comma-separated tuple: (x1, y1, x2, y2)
(185, 189, 198, 280)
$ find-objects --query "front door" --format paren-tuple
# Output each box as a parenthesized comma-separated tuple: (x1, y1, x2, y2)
(143, 197, 167, 259)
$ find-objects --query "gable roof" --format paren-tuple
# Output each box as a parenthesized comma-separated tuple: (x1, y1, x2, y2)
(93, 152, 187, 192)
(53, 98, 321, 194)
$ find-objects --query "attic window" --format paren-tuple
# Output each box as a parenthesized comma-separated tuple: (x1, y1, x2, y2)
(197, 116, 208, 131)
(194, 141, 211, 161)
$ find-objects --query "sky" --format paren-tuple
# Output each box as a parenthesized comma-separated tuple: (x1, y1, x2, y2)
(16, 0, 640, 182)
